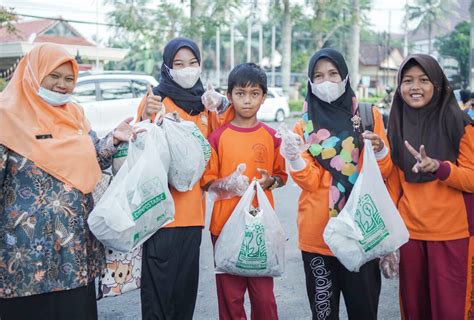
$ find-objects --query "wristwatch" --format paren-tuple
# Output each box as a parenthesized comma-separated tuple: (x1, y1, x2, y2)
(268, 176, 279, 191)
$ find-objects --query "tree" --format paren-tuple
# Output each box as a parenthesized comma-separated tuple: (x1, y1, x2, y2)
(346, 0, 361, 90)
(407, 0, 459, 54)
(0, 6, 17, 34)
(106, 0, 240, 75)
(309, 0, 352, 50)
(436, 21, 470, 87)
(281, 0, 292, 93)
(106, 0, 182, 74)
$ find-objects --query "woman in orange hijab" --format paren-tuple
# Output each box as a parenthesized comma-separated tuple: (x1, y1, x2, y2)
(0, 43, 141, 320)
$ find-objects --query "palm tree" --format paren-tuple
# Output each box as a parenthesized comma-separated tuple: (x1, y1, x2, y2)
(189, 0, 204, 49)
(346, 0, 361, 91)
(407, 0, 459, 54)
(281, 0, 292, 94)
(311, 0, 348, 50)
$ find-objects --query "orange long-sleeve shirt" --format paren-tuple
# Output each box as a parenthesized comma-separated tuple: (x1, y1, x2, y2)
(135, 97, 233, 227)
(386, 125, 474, 240)
(290, 108, 393, 255)
(202, 122, 288, 236)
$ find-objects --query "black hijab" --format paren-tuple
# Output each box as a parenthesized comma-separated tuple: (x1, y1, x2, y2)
(387, 54, 473, 183)
(153, 37, 205, 115)
(307, 48, 356, 136)
(305, 48, 359, 215)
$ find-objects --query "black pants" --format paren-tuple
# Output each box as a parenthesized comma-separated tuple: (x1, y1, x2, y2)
(302, 251, 381, 320)
(0, 281, 97, 320)
(141, 226, 202, 320)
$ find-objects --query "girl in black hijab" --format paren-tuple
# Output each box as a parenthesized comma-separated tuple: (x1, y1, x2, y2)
(386, 54, 474, 319)
(138, 37, 232, 320)
(153, 37, 205, 115)
(280, 48, 392, 319)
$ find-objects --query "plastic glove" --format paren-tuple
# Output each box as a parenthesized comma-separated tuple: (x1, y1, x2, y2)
(379, 251, 400, 279)
(208, 163, 250, 201)
(201, 83, 226, 112)
(276, 123, 309, 161)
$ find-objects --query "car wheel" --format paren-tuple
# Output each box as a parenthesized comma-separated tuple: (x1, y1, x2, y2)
(275, 109, 285, 122)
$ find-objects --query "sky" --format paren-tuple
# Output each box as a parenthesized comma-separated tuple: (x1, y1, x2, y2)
(4, 0, 408, 44)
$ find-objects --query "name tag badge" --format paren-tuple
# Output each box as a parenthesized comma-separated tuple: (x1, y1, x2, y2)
(35, 134, 53, 140)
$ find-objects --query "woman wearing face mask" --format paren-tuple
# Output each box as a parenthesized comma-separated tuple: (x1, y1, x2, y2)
(280, 48, 392, 319)
(0, 43, 140, 320)
(386, 54, 473, 319)
(136, 37, 232, 320)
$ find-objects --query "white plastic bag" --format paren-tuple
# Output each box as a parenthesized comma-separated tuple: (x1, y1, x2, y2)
(88, 124, 175, 252)
(215, 180, 286, 277)
(323, 140, 409, 272)
(112, 120, 170, 175)
(161, 114, 211, 192)
(112, 142, 129, 175)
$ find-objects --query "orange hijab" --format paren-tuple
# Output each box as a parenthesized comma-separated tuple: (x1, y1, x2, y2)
(0, 43, 101, 194)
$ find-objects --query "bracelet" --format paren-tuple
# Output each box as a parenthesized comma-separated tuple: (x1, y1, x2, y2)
(217, 97, 231, 114)
(268, 176, 279, 191)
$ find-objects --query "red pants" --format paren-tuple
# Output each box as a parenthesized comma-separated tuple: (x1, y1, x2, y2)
(211, 235, 278, 320)
(216, 273, 278, 320)
(399, 238, 472, 320)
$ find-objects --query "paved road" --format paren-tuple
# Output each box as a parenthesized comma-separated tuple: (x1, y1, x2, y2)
(97, 119, 400, 319)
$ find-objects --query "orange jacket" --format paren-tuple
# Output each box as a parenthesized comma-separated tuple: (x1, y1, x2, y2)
(290, 108, 392, 255)
(386, 125, 474, 240)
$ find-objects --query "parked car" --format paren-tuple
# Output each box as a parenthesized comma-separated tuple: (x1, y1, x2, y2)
(257, 87, 290, 122)
(73, 72, 158, 137)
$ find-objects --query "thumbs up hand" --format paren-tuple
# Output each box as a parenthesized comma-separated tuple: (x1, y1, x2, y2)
(142, 85, 163, 120)
(201, 83, 226, 112)
(207, 163, 250, 200)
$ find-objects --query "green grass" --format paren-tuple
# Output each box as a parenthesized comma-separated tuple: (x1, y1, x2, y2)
(289, 100, 304, 112)
(0, 79, 7, 92)
(358, 96, 383, 104)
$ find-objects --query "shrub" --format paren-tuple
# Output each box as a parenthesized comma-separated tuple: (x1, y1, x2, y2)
(289, 100, 304, 112)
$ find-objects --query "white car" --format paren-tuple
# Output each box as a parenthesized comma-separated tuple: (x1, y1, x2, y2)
(257, 87, 290, 122)
(73, 72, 158, 137)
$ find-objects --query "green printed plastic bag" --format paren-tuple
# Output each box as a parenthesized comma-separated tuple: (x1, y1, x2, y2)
(215, 181, 286, 277)
(323, 140, 409, 272)
(162, 115, 211, 192)
(88, 123, 174, 252)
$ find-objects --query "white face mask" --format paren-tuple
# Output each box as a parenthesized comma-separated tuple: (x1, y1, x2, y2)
(37, 87, 72, 106)
(170, 66, 201, 89)
(309, 76, 348, 103)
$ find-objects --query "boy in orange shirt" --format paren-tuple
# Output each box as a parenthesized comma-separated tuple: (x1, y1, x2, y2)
(202, 63, 288, 320)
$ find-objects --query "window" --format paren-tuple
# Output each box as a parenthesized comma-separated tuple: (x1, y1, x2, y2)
(73, 82, 97, 103)
(267, 91, 275, 98)
(99, 81, 133, 100)
(132, 80, 148, 97)
(44, 22, 77, 37)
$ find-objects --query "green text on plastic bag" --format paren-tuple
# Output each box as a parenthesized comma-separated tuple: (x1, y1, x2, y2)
(236, 223, 267, 270)
(354, 194, 389, 252)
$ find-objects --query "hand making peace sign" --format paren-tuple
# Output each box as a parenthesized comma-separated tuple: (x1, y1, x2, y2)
(404, 140, 440, 174)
